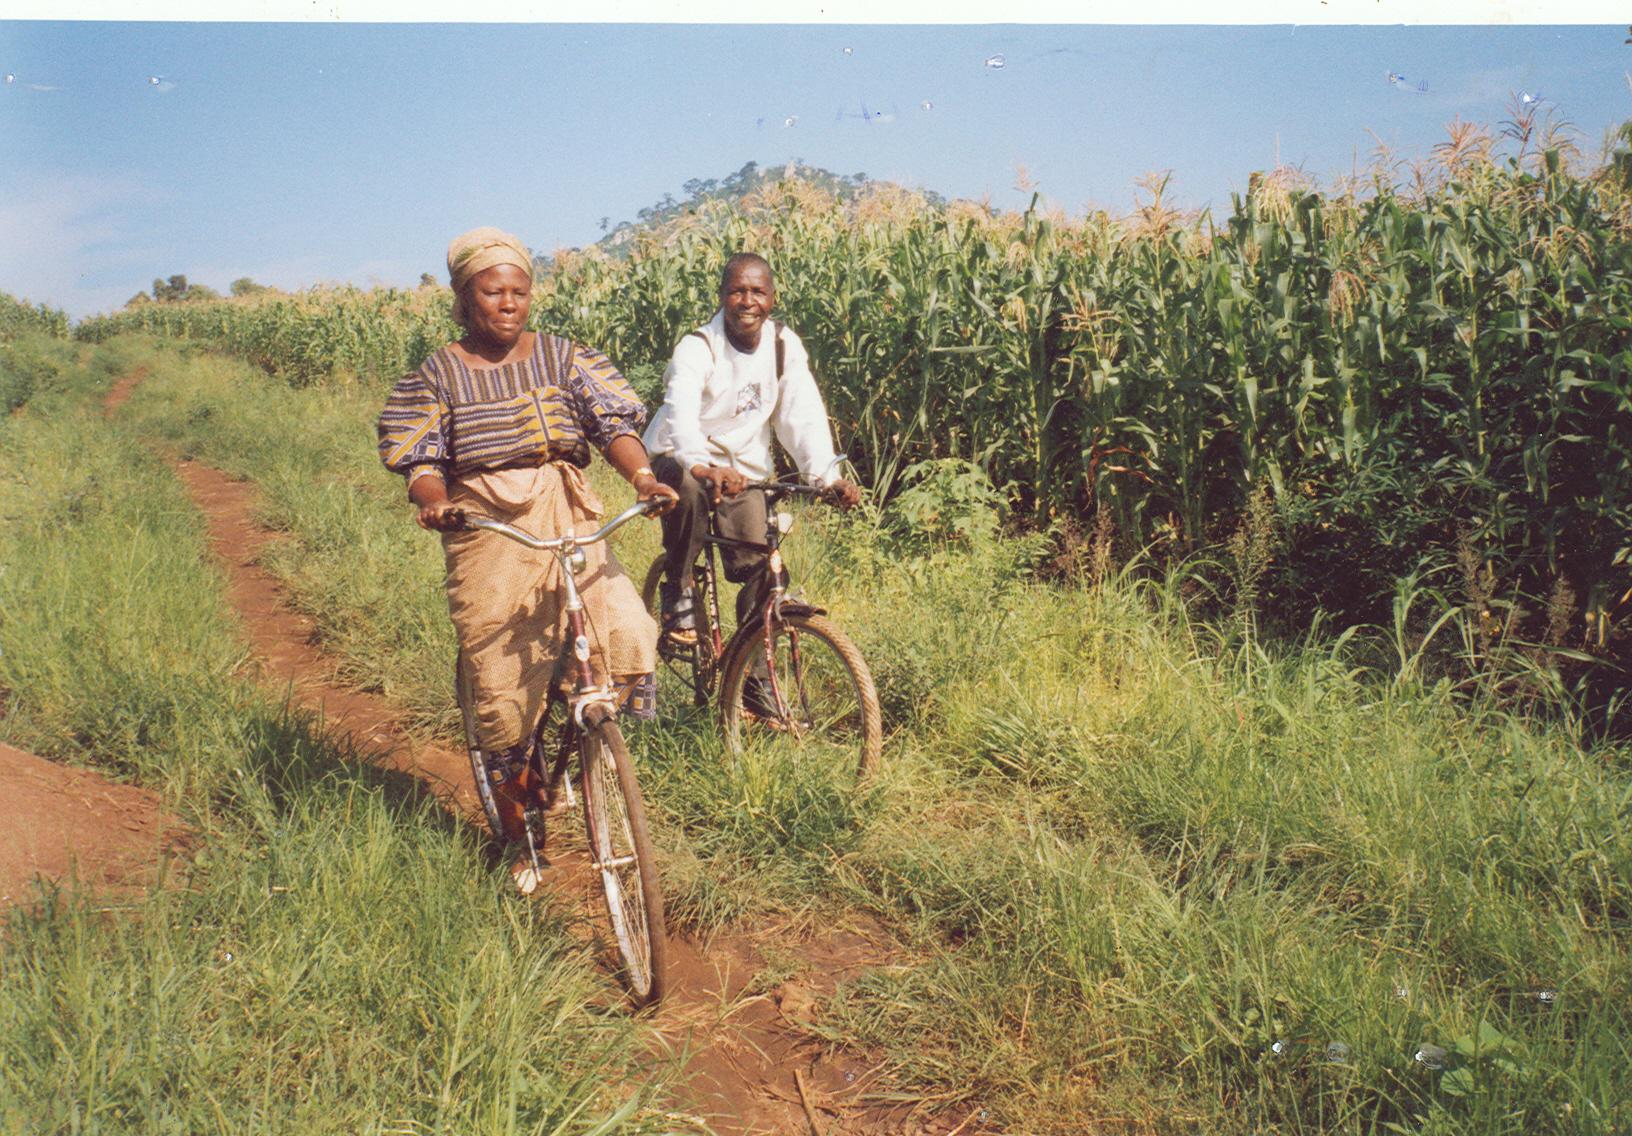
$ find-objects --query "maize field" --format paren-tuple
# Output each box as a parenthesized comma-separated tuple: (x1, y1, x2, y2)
(1, 293, 69, 343)
(74, 136, 1632, 679)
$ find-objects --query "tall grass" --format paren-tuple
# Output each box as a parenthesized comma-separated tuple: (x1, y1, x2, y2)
(0, 338, 674, 1134)
(90, 334, 1632, 1133)
(823, 543, 1631, 1132)
(0, 299, 75, 425)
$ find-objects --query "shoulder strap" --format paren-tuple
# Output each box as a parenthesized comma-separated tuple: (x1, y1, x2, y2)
(685, 328, 714, 363)
(684, 322, 779, 375)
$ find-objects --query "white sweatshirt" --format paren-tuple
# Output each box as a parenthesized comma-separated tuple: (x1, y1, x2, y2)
(642, 310, 843, 486)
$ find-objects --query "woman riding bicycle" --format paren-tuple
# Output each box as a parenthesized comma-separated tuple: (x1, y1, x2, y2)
(642, 252, 861, 699)
(376, 227, 676, 822)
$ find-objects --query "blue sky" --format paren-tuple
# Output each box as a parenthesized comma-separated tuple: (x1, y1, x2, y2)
(2, 21, 1628, 319)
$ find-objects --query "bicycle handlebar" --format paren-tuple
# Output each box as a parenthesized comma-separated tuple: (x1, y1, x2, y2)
(744, 479, 826, 498)
(456, 497, 662, 550)
(695, 474, 834, 502)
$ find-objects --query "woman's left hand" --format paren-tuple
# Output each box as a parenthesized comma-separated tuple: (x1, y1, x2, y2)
(634, 472, 679, 515)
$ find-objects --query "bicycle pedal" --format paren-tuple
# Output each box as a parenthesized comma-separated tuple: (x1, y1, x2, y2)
(661, 628, 699, 651)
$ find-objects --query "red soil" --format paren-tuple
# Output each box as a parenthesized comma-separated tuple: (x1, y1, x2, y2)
(0, 742, 191, 909)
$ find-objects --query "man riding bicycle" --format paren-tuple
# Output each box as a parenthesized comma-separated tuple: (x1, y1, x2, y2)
(642, 252, 861, 714)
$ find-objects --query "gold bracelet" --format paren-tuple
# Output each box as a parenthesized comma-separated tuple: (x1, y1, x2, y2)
(632, 466, 655, 481)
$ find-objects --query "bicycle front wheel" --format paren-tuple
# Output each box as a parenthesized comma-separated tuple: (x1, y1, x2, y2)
(579, 719, 667, 1006)
(719, 612, 883, 783)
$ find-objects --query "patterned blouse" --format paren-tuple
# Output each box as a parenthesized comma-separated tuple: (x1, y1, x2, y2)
(377, 333, 646, 479)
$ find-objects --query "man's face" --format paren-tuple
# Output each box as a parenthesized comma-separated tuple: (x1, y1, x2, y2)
(720, 262, 776, 347)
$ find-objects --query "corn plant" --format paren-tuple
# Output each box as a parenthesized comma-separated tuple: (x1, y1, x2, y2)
(76, 133, 1632, 690)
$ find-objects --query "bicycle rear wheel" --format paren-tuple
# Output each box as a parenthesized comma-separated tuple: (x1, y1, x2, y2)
(579, 718, 667, 1006)
(642, 553, 719, 708)
(719, 612, 883, 783)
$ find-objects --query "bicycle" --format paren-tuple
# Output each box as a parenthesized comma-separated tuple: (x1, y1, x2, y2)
(640, 476, 882, 782)
(452, 498, 668, 1007)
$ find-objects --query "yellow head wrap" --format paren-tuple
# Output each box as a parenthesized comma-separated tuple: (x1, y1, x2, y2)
(446, 227, 533, 328)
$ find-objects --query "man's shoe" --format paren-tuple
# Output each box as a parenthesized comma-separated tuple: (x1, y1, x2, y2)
(659, 581, 698, 646)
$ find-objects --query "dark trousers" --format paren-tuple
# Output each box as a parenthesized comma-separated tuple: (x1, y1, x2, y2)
(651, 455, 771, 631)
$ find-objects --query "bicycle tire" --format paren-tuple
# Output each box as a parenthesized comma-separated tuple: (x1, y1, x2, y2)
(718, 611, 883, 782)
(639, 554, 665, 614)
(642, 553, 719, 708)
(579, 718, 668, 1006)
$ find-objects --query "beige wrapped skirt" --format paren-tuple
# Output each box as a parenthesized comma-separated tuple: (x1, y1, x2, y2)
(442, 462, 658, 751)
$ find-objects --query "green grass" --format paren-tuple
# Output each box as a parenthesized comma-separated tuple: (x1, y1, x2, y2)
(21, 333, 1632, 1134)
(0, 337, 674, 1134)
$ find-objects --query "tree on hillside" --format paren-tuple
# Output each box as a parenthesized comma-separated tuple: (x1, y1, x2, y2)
(150, 274, 219, 303)
(230, 276, 270, 297)
(718, 161, 760, 199)
(594, 160, 927, 258)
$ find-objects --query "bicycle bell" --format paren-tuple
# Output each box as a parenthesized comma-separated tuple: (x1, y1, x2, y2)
(565, 546, 587, 573)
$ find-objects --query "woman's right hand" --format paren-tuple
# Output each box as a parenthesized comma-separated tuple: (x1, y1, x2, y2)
(416, 501, 466, 531)
(409, 474, 464, 531)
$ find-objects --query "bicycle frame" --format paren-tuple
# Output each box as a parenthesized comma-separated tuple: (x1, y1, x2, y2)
(697, 479, 830, 726)
(461, 498, 658, 869)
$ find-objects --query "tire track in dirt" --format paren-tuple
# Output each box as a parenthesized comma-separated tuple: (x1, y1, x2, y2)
(104, 368, 981, 1135)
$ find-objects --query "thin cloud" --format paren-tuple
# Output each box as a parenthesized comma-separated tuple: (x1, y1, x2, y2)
(0, 174, 157, 318)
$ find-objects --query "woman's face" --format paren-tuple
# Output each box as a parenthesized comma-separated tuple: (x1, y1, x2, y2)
(462, 263, 531, 348)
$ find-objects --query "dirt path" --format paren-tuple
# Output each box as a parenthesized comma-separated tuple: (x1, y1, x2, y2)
(97, 368, 977, 1135)
(0, 742, 191, 909)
